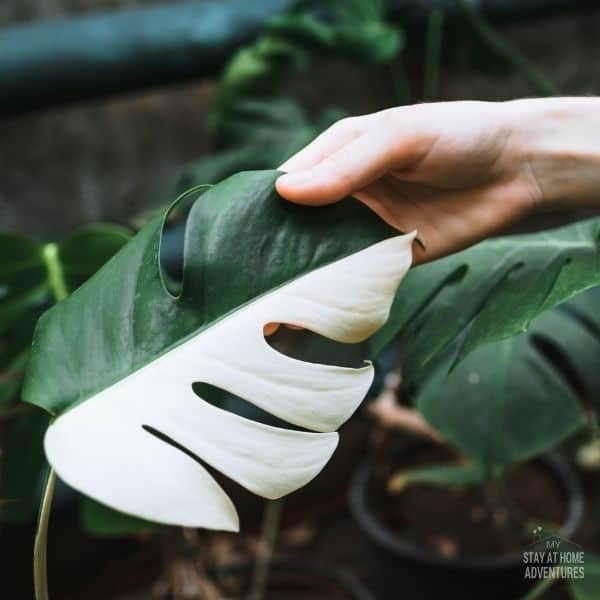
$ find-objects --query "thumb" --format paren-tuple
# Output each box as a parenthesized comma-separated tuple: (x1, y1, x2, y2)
(275, 128, 396, 205)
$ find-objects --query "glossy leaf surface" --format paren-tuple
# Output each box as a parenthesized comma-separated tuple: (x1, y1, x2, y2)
(23, 170, 414, 530)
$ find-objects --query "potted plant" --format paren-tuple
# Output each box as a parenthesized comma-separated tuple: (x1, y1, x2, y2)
(351, 289, 599, 599)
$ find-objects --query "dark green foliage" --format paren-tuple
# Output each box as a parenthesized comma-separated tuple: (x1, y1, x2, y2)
(372, 219, 600, 381)
(413, 289, 598, 478)
(23, 170, 396, 417)
(0, 225, 130, 525)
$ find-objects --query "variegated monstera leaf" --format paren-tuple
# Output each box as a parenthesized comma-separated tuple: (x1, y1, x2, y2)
(23, 170, 414, 531)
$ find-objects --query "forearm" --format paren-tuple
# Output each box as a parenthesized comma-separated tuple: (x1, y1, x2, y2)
(505, 97, 600, 210)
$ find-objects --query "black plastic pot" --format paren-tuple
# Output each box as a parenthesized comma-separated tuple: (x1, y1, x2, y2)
(349, 454, 583, 600)
(222, 557, 374, 600)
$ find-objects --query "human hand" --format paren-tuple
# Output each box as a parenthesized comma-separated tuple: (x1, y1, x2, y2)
(276, 98, 600, 265)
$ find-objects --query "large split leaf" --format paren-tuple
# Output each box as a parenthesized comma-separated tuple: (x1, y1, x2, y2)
(533, 290, 600, 410)
(414, 289, 600, 478)
(372, 218, 600, 381)
(23, 170, 415, 531)
(416, 339, 586, 479)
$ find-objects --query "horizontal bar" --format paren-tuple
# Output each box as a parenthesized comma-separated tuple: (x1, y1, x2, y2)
(0, 0, 594, 117)
(0, 0, 292, 117)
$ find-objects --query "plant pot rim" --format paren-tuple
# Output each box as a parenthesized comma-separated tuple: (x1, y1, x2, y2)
(349, 453, 584, 570)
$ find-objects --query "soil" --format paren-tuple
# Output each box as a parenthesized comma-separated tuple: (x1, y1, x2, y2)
(215, 565, 359, 600)
(368, 443, 568, 559)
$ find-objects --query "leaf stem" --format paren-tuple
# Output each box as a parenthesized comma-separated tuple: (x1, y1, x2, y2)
(248, 499, 284, 600)
(33, 468, 56, 600)
(498, 476, 531, 533)
(42, 243, 69, 302)
(34, 246, 69, 600)
(482, 481, 513, 551)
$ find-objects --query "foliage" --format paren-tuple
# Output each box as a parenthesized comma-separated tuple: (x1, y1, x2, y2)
(80, 497, 160, 538)
(2, 0, 597, 547)
(2, 0, 403, 537)
(23, 170, 413, 528)
(1, 408, 49, 522)
(165, 99, 345, 202)
(165, 1, 402, 200)
(209, 0, 402, 147)
(408, 288, 598, 480)
(0, 225, 130, 524)
(372, 218, 600, 381)
(569, 552, 600, 599)
(23, 170, 396, 417)
(0, 225, 131, 408)
(524, 551, 600, 599)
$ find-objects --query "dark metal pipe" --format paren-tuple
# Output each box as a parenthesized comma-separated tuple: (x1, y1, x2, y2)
(0, 0, 595, 118)
(0, 0, 292, 117)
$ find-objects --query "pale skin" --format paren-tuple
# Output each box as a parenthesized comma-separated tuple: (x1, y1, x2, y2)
(265, 98, 600, 335)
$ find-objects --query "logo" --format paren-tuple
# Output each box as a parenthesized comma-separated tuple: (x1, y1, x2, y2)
(522, 527, 585, 581)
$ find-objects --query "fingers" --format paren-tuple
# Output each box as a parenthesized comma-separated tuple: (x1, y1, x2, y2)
(263, 323, 305, 337)
(354, 175, 534, 266)
(263, 323, 280, 336)
(276, 105, 434, 205)
(276, 126, 397, 205)
(279, 116, 366, 172)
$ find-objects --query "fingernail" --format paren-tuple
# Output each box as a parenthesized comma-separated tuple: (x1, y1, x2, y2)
(278, 170, 313, 187)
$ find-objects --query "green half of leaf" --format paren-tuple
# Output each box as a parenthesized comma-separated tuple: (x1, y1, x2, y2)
(23, 170, 397, 417)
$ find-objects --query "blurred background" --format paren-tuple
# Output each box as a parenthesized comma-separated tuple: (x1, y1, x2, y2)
(1, 2, 600, 599)
(3, 0, 600, 237)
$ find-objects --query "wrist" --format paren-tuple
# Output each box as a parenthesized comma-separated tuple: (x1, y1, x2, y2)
(503, 97, 600, 211)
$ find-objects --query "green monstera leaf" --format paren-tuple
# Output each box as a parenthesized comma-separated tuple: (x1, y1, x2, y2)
(0, 224, 131, 407)
(1, 224, 131, 524)
(531, 290, 600, 410)
(416, 339, 585, 479)
(1, 407, 49, 523)
(413, 290, 600, 478)
(23, 170, 415, 531)
(372, 218, 600, 381)
(0, 225, 131, 317)
(80, 496, 161, 538)
(0, 232, 48, 331)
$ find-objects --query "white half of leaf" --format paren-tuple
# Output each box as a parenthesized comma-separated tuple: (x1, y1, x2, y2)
(45, 232, 415, 531)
